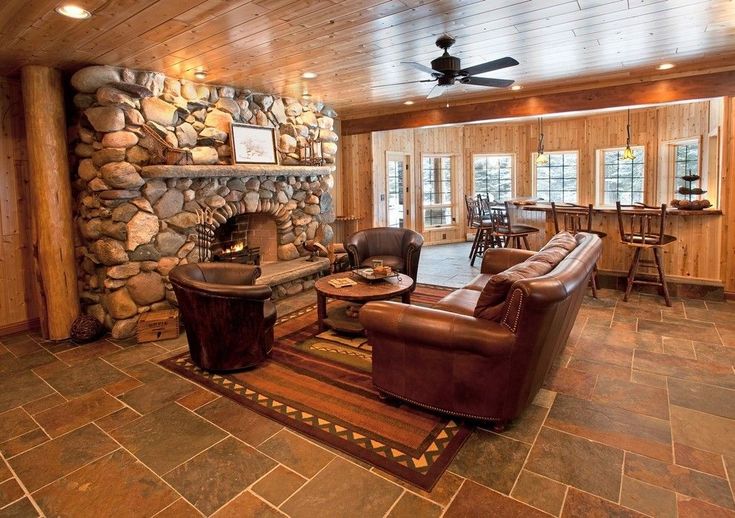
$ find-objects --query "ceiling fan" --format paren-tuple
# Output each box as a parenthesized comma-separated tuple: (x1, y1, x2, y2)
(389, 34, 519, 99)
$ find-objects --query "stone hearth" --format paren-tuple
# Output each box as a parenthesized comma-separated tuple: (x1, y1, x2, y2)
(69, 65, 339, 338)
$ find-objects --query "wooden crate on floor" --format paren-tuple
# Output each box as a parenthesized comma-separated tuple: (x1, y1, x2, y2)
(137, 309, 180, 343)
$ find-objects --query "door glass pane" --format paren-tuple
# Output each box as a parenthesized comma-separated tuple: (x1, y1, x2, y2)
(387, 159, 404, 228)
(422, 155, 453, 227)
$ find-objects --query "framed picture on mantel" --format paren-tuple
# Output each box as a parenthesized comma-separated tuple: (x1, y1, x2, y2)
(230, 123, 278, 165)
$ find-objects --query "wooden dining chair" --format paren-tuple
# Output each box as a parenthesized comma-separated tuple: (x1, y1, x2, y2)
(615, 202, 677, 306)
(551, 202, 606, 297)
(465, 194, 494, 266)
(488, 201, 540, 250)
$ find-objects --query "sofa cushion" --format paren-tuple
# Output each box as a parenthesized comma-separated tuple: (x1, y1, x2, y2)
(533, 231, 578, 268)
(474, 260, 553, 319)
(540, 231, 577, 253)
(433, 288, 481, 317)
(465, 273, 492, 291)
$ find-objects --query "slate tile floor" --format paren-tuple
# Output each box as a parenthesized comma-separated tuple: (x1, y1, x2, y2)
(1, 242, 735, 517)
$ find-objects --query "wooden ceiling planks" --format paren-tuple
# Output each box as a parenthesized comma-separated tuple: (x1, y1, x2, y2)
(0, 0, 734, 118)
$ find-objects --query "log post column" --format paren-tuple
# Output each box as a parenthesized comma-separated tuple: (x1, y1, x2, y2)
(21, 65, 79, 340)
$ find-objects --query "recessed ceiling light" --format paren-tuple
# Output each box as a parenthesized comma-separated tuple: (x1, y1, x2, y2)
(302, 92, 312, 99)
(54, 4, 91, 19)
(657, 63, 675, 70)
(404, 100, 414, 105)
(511, 84, 522, 91)
(302, 72, 318, 79)
(194, 70, 207, 80)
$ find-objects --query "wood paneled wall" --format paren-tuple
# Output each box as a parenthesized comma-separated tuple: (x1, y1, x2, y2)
(343, 98, 735, 290)
(0, 77, 38, 334)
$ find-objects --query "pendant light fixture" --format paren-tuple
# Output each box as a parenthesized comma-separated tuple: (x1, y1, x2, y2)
(536, 117, 549, 165)
(622, 109, 636, 160)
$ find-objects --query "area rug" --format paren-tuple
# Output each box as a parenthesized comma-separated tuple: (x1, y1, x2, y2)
(160, 284, 470, 490)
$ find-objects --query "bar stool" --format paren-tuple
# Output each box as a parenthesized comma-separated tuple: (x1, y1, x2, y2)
(477, 193, 504, 248)
(551, 202, 606, 298)
(465, 194, 494, 266)
(615, 202, 677, 307)
(489, 201, 540, 249)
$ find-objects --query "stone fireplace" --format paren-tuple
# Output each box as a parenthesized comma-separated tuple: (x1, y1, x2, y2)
(68, 65, 338, 338)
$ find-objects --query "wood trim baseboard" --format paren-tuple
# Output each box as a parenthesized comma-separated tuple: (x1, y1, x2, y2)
(0, 318, 40, 337)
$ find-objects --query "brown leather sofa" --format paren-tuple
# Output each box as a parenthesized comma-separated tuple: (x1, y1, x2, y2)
(169, 262, 276, 372)
(345, 227, 424, 284)
(360, 232, 602, 425)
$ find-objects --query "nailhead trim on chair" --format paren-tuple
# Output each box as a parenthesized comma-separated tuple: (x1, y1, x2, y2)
(375, 385, 505, 422)
(502, 288, 524, 333)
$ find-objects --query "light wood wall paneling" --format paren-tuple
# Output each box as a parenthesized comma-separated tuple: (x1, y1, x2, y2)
(20, 66, 79, 340)
(0, 77, 39, 335)
(338, 133, 373, 239)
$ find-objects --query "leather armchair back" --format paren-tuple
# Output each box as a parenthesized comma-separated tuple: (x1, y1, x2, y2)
(345, 227, 424, 280)
(169, 263, 276, 371)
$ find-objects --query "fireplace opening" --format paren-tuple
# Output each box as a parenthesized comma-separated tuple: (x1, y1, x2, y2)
(205, 214, 278, 265)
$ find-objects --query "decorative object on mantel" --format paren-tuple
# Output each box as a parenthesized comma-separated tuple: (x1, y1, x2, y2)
(671, 172, 711, 210)
(230, 123, 278, 164)
(140, 124, 193, 165)
(298, 128, 326, 166)
(69, 314, 105, 344)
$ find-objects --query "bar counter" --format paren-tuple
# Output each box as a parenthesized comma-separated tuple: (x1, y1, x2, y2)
(507, 203, 724, 289)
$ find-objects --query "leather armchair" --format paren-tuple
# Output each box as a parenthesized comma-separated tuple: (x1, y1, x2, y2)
(345, 227, 424, 284)
(360, 233, 601, 424)
(169, 262, 276, 372)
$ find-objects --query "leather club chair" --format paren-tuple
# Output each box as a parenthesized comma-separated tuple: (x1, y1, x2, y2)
(169, 262, 276, 372)
(345, 227, 424, 286)
(360, 232, 601, 427)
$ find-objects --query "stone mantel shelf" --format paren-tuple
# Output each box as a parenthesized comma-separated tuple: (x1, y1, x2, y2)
(141, 164, 335, 179)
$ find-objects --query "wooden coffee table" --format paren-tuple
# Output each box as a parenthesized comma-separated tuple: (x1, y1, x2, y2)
(314, 272, 414, 334)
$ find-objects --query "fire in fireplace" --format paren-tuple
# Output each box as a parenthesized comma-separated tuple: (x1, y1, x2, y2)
(195, 209, 261, 265)
(212, 239, 261, 265)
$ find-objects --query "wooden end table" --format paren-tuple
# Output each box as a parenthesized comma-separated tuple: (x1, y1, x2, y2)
(314, 272, 414, 334)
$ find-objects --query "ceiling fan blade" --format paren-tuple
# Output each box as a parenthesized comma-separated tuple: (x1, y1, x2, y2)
(401, 61, 442, 77)
(374, 79, 435, 88)
(460, 56, 519, 77)
(461, 76, 515, 88)
(426, 84, 446, 99)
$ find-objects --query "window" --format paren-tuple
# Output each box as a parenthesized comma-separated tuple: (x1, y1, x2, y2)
(673, 140, 699, 200)
(473, 154, 513, 202)
(422, 155, 453, 227)
(387, 158, 405, 228)
(534, 151, 578, 203)
(599, 147, 645, 205)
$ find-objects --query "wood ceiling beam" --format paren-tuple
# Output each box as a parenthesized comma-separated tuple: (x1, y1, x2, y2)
(341, 70, 735, 135)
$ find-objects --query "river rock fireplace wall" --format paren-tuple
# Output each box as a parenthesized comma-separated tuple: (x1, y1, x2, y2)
(69, 65, 338, 338)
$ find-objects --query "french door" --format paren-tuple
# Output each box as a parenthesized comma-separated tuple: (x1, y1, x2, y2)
(386, 152, 411, 229)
